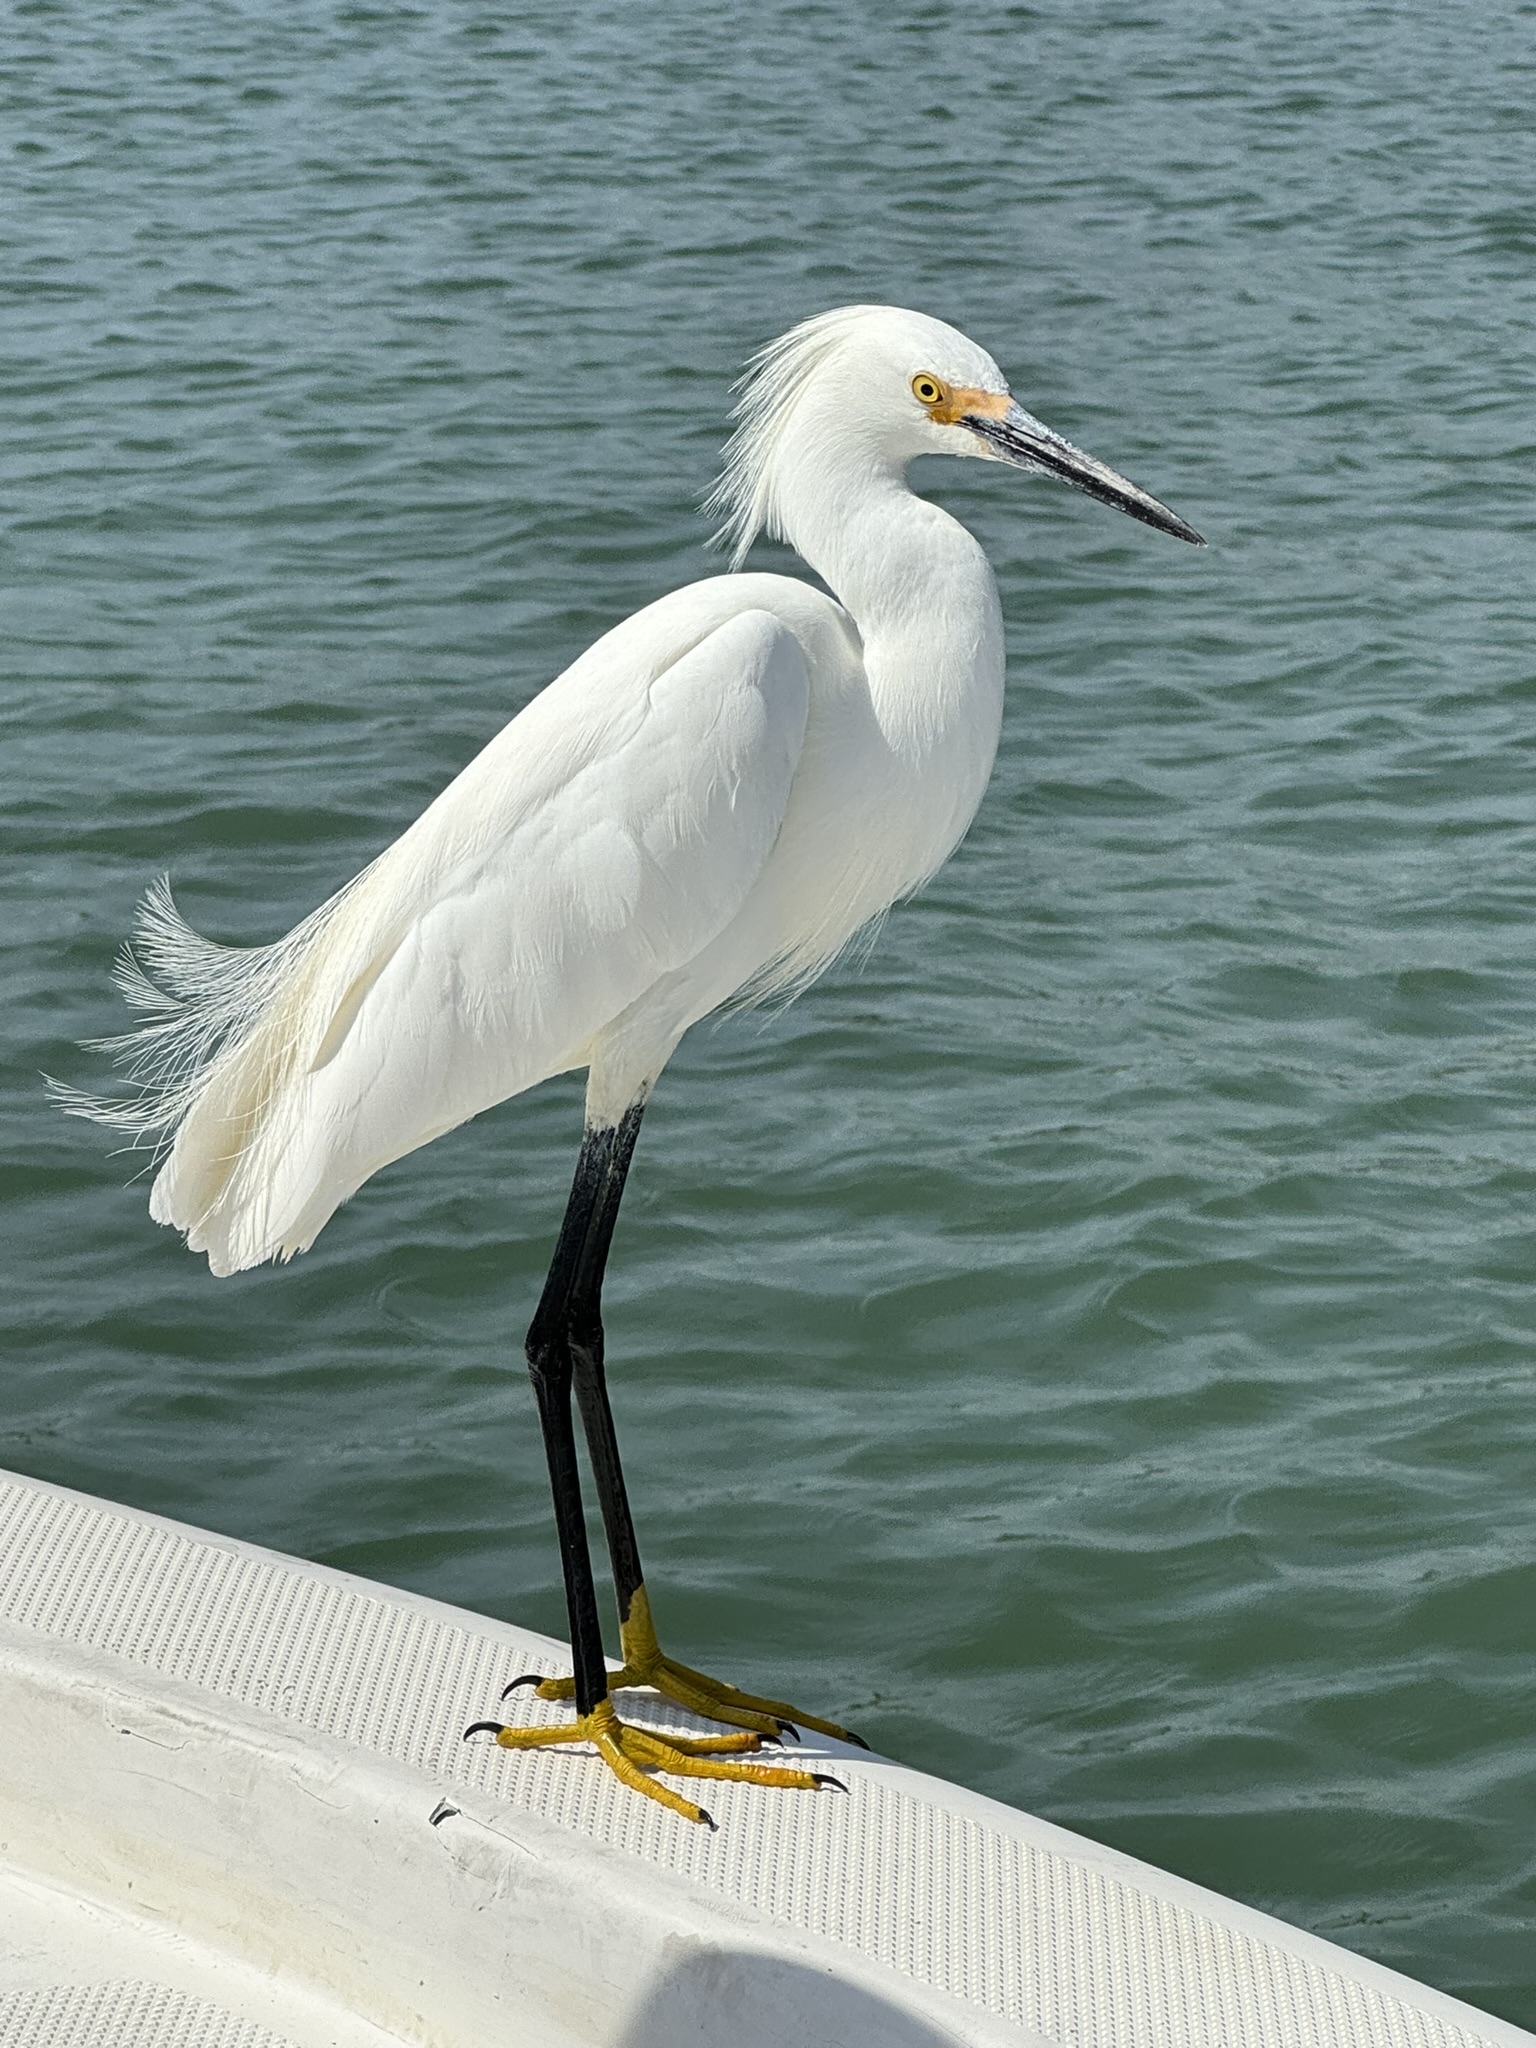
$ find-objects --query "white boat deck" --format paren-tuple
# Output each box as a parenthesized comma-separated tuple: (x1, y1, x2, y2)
(1, 1466, 1528, 2048)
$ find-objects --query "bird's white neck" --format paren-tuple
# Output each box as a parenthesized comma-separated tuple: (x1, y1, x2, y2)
(779, 439, 1006, 809)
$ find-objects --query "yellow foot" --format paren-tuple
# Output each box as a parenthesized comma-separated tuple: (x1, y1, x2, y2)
(464, 1694, 845, 1826)
(514, 1585, 866, 1746)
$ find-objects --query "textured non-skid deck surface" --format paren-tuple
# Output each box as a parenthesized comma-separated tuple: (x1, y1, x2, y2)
(0, 1984, 296, 2048)
(0, 1470, 1522, 2048)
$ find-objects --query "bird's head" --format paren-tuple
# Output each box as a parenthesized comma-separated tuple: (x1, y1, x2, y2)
(709, 304, 1203, 562)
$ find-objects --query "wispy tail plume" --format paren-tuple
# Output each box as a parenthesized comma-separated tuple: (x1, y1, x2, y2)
(50, 874, 351, 1154)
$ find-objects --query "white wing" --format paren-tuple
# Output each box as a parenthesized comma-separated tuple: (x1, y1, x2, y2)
(136, 595, 812, 1274)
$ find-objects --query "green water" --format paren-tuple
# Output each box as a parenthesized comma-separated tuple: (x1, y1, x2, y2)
(6, 0, 1536, 2022)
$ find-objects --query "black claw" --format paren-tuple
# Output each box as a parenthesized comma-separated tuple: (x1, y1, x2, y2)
(463, 1719, 506, 1741)
(774, 1720, 801, 1744)
(697, 1805, 718, 1831)
(501, 1673, 547, 1701)
(812, 1774, 849, 1793)
(842, 1729, 871, 1749)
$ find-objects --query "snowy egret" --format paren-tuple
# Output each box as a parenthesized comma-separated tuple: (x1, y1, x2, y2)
(68, 305, 1202, 1823)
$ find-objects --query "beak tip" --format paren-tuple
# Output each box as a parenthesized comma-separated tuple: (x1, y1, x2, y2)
(1118, 498, 1206, 548)
(1129, 501, 1206, 547)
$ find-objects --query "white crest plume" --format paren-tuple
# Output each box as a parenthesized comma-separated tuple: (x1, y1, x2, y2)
(706, 306, 883, 567)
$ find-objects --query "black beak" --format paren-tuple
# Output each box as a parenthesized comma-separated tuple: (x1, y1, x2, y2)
(965, 401, 1204, 546)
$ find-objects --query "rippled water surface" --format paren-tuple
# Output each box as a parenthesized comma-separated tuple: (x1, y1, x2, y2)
(6, 0, 1536, 2023)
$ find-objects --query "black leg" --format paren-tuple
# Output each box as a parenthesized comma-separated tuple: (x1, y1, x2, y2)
(486, 1097, 862, 1773)
(525, 1342, 607, 1714)
(565, 1100, 647, 1625)
(549, 1102, 847, 1740)
(523, 1106, 645, 1717)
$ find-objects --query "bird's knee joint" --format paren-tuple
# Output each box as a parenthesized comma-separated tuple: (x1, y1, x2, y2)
(525, 1334, 571, 1391)
(568, 1317, 604, 1367)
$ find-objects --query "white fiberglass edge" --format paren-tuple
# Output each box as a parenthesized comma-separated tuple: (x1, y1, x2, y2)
(0, 1467, 1528, 2048)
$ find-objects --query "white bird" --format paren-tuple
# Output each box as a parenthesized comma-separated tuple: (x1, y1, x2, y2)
(69, 305, 1202, 1823)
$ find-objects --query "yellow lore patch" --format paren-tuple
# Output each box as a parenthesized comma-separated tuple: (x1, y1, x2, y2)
(912, 374, 1010, 425)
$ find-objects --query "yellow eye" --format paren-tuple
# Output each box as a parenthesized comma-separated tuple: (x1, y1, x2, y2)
(911, 373, 948, 407)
